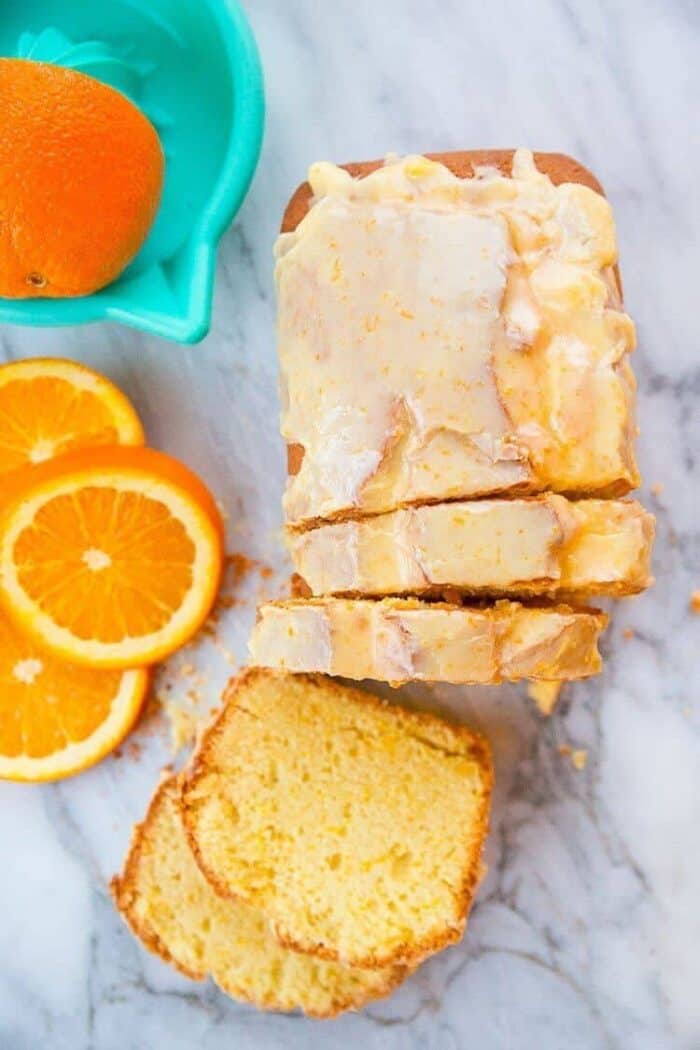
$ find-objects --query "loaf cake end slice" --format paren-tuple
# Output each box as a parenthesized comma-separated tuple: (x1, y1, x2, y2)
(181, 669, 493, 970)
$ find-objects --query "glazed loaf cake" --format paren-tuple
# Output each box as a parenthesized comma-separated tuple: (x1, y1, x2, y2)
(249, 597, 607, 685)
(288, 496, 654, 600)
(277, 150, 638, 529)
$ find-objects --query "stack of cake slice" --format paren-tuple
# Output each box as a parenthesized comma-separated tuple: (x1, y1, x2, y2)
(250, 148, 655, 686)
(113, 670, 492, 1017)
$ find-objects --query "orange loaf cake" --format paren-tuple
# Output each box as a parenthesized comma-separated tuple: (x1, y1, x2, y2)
(277, 150, 638, 528)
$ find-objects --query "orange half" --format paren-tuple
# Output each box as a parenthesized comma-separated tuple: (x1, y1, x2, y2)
(0, 446, 224, 668)
(0, 357, 144, 477)
(0, 611, 149, 782)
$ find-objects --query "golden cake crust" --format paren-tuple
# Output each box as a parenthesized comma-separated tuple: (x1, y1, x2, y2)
(282, 151, 610, 237)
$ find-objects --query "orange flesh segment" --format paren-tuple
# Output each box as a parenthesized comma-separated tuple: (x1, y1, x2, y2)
(0, 446, 224, 668)
(0, 376, 120, 471)
(14, 487, 195, 644)
(0, 615, 124, 759)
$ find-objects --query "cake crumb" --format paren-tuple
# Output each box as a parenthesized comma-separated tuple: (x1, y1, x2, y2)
(164, 702, 198, 754)
(650, 482, 664, 496)
(527, 680, 562, 716)
(690, 591, 700, 614)
(571, 749, 588, 770)
(227, 551, 256, 584)
(133, 692, 163, 738)
(558, 745, 588, 770)
(209, 551, 259, 618)
(213, 636, 237, 667)
(622, 627, 635, 640)
(216, 595, 237, 611)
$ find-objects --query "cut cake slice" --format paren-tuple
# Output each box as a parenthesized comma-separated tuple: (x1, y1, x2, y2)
(249, 597, 607, 685)
(288, 496, 654, 600)
(111, 775, 405, 1018)
(181, 669, 493, 970)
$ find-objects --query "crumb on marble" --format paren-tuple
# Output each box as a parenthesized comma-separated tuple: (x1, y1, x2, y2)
(215, 595, 237, 611)
(164, 702, 198, 754)
(527, 680, 562, 715)
(213, 635, 237, 667)
(142, 550, 274, 757)
(558, 744, 588, 770)
(622, 627, 635, 640)
(126, 740, 142, 761)
(132, 691, 164, 738)
(203, 551, 273, 626)
(571, 749, 588, 770)
(650, 482, 664, 496)
(227, 550, 256, 581)
(690, 591, 700, 614)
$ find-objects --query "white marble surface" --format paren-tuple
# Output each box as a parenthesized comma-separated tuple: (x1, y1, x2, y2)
(1, 1, 699, 1047)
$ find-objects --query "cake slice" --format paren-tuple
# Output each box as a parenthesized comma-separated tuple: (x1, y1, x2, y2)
(111, 775, 405, 1018)
(181, 669, 492, 969)
(288, 496, 654, 600)
(249, 597, 607, 684)
(277, 149, 638, 528)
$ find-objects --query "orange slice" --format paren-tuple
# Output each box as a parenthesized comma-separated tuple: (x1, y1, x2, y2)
(0, 447, 224, 668)
(0, 611, 149, 782)
(0, 357, 144, 477)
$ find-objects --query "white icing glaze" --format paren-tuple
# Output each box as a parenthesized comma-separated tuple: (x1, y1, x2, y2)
(275, 150, 638, 525)
(286, 497, 654, 598)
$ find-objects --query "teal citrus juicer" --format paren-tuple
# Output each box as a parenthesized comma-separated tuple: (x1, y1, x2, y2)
(0, 0, 264, 343)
